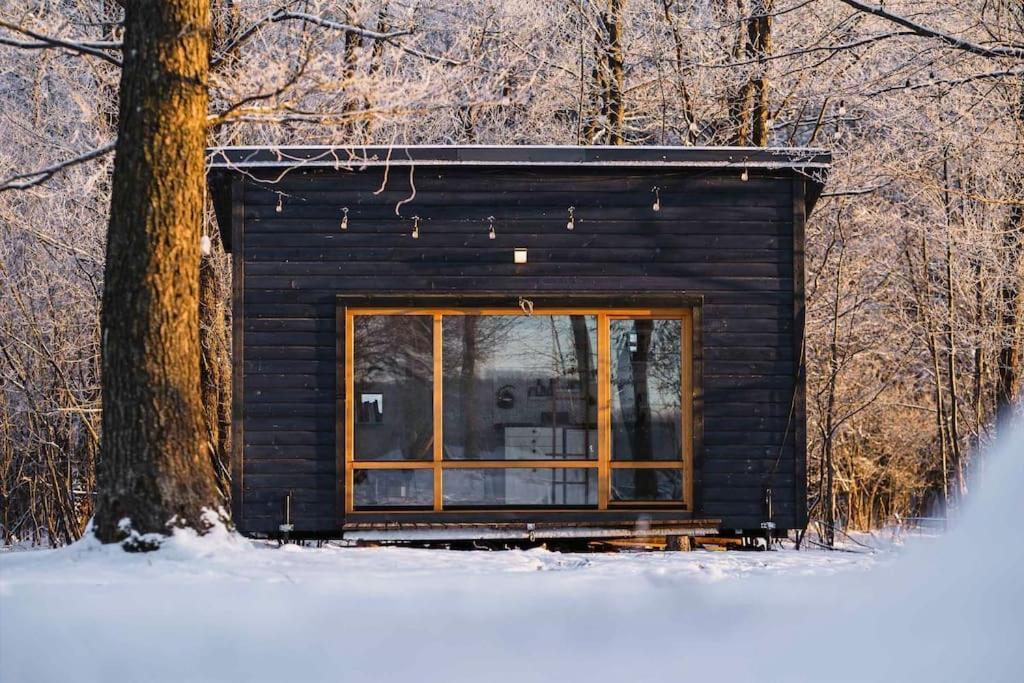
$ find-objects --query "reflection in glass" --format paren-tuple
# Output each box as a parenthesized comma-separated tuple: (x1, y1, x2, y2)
(611, 469, 683, 501)
(353, 315, 433, 460)
(444, 468, 598, 506)
(443, 315, 598, 460)
(610, 319, 682, 461)
(353, 469, 433, 507)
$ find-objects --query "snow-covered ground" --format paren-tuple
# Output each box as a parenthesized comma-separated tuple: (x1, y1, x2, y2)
(2, 425, 1022, 683)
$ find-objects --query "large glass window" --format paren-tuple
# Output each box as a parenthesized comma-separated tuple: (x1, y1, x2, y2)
(345, 308, 691, 512)
(444, 468, 598, 507)
(353, 315, 433, 461)
(443, 315, 598, 461)
(611, 469, 683, 502)
(354, 469, 433, 508)
(610, 319, 682, 461)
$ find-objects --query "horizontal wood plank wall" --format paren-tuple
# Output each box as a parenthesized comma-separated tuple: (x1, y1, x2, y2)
(238, 166, 800, 533)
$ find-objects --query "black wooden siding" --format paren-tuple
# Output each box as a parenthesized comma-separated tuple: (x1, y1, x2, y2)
(235, 166, 805, 534)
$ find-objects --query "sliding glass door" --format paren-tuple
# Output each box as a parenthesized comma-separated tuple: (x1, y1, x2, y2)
(344, 308, 692, 513)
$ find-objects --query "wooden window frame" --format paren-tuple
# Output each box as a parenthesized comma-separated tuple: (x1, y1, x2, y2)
(340, 305, 694, 515)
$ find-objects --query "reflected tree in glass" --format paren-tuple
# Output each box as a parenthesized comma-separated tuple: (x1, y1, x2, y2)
(610, 319, 682, 464)
(443, 315, 598, 462)
(353, 315, 433, 460)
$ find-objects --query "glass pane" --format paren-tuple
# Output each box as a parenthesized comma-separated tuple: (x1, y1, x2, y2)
(610, 319, 682, 461)
(611, 469, 683, 501)
(353, 315, 433, 460)
(353, 469, 433, 508)
(444, 468, 598, 506)
(443, 315, 598, 461)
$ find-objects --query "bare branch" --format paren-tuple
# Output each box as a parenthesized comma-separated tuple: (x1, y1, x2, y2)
(214, 8, 410, 66)
(212, 9, 463, 68)
(834, 0, 1024, 60)
(0, 143, 115, 192)
(867, 68, 1024, 96)
(0, 20, 122, 66)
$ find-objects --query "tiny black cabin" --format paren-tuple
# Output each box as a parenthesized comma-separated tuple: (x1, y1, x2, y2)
(208, 146, 829, 542)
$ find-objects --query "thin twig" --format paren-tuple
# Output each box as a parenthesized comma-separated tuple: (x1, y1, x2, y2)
(834, 0, 1024, 60)
(0, 142, 115, 192)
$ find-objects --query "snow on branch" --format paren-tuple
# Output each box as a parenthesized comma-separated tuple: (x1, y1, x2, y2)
(0, 20, 122, 66)
(0, 142, 115, 192)
(213, 9, 463, 68)
(835, 0, 1024, 61)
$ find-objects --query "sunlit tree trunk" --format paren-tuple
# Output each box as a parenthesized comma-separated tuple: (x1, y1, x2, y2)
(94, 0, 220, 545)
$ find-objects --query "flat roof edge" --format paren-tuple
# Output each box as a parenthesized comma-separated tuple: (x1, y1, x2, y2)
(206, 145, 831, 170)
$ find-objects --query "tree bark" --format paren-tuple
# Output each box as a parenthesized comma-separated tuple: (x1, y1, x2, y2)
(583, 0, 627, 145)
(94, 0, 220, 545)
(199, 231, 231, 501)
(730, 0, 773, 146)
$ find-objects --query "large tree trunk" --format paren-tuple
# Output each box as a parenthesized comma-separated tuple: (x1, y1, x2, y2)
(729, 0, 773, 146)
(583, 0, 628, 145)
(94, 0, 220, 545)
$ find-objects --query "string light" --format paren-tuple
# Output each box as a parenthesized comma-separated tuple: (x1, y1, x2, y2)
(340, 207, 349, 231)
(275, 194, 283, 213)
(488, 216, 496, 240)
(411, 215, 420, 239)
(651, 186, 661, 212)
(741, 169, 749, 182)
(566, 206, 575, 231)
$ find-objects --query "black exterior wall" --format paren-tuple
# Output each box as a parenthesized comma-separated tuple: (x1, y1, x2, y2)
(209, 146, 828, 537)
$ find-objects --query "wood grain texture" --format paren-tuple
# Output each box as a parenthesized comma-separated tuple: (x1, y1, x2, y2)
(230, 166, 805, 535)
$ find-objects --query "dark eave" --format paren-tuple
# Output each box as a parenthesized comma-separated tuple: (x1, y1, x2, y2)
(207, 145, 831, 251)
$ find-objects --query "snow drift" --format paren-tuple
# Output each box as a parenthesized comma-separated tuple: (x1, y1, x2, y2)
(1, 423, 1021, 683)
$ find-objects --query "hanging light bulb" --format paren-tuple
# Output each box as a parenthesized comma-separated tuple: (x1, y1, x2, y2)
(275, 194, 283, 213)
(488, 216, 496, 240)
(340, 207, 349, 231)
(566, 206, 575, 231)
(200, 234, 212, 256)
(652, 186, 661, 212)
(411, 215, 420, 239)
(741, 169, 749, 182)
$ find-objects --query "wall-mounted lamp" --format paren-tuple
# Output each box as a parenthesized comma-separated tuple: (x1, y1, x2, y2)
(514, 248, 528, 264)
